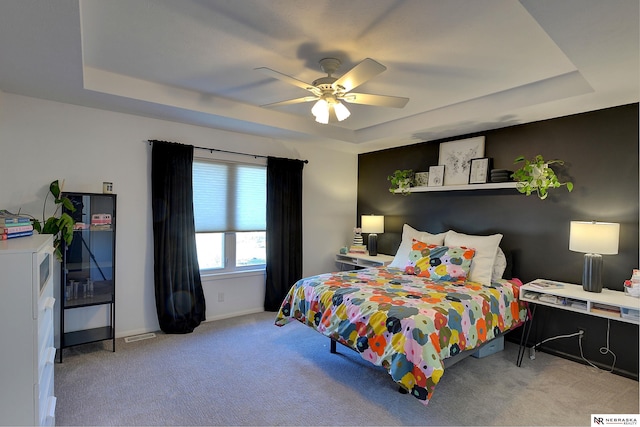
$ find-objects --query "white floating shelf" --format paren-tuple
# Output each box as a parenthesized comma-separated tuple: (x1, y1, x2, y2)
(394, 182, 519, 193)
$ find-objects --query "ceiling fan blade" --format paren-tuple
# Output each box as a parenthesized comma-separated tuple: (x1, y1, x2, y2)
(260, 96, 318, 108)
(341, 93, 409, 108)
(333, 58, 386, 92)
(255, 67, 319, 95)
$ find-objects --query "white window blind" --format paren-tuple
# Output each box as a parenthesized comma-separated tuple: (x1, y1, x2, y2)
(193, 159, 266, 232)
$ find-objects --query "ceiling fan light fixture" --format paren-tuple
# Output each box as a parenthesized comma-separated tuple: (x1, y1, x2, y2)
(314, 112, 329, 124)
(311, 98, 327, 116)
(258, 57, 408, 124)
(312, 99, 329, 124)
(333, 101, 351, 122)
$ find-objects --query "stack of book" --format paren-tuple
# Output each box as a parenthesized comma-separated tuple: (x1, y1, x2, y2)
(90, 213, 112, 230)
(591, 303, 621, 317)
(349, 245, 367, 254)
(0, 211, 34, 240)
(490, 169, 514, 183)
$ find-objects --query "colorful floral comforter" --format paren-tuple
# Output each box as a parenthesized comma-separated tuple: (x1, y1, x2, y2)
(275, 267, 526, 405)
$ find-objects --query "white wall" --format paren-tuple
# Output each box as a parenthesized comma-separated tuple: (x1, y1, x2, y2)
(0, 91, 358, 337)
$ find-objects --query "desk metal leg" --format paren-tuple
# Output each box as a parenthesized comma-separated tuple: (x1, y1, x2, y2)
(517, 304, 537, 367)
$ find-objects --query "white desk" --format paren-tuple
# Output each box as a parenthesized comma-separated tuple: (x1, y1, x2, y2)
(335, 252, 394, 270)
(516, 279, 640, 366)
(520, 279, 640, 325)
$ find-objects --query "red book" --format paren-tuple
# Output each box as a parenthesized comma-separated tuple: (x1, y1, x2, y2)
(1, 224, 34, 234)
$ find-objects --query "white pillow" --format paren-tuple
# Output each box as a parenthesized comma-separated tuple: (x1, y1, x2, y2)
(444, 230, 503, 285)
(389, 224, 447, 268)
(492, 247, 507, 282)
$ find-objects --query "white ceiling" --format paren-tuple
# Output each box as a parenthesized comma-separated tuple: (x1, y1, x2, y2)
(0, 0, 637, 153)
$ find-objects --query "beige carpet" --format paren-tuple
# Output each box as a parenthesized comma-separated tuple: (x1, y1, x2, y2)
(55, 311, 639, 426)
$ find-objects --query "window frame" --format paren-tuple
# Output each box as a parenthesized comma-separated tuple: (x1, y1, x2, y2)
(196, 231, 266, 275)
(193, 153, 267, 276)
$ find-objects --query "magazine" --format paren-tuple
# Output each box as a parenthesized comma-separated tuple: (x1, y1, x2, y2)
(528, 279, 564, 290)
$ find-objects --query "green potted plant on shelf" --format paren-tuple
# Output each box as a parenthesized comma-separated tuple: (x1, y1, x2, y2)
(511, 155, 573, 200)
(31, 180, 76, 260)
(387, 169, 414, 195)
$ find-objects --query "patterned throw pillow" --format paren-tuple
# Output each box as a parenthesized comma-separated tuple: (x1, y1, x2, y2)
(404, 239, 475, 281)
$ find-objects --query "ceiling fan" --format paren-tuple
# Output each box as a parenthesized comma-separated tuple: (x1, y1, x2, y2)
(256, 58, 409, 124)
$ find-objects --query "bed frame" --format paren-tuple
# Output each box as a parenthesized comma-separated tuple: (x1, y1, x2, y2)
(329, 333, 504, 366)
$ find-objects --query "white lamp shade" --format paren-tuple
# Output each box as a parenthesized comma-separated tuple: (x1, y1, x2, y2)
(312, 99, 329, 124)
(333, 102, 351, 121)
(361, 215, 384, 234)
(569, 221, 620, 254)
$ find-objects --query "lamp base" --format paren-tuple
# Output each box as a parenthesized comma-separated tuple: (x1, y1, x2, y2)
(368, 234, 378, 257)
(582, 253, 603, 293)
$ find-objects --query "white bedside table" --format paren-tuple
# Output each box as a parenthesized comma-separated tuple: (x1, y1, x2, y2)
(335, 252, 394, 270)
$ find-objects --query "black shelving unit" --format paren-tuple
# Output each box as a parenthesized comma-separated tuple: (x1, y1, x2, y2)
(59, 192, 116, 361)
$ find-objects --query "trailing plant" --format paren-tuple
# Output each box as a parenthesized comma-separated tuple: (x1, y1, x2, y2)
(387, 169, 414, 195)
(511, 155, 573, 200)
(31, 180, 76, 260)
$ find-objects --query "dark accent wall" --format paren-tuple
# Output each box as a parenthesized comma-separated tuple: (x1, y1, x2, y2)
(357, 103, 639, 378)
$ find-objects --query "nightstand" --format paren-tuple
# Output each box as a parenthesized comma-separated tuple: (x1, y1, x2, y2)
(335, 252, 394, 270)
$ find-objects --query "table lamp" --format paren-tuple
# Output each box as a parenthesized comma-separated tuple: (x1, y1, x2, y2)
(569, 221, 620, 293)
(361, 215, 384, 256)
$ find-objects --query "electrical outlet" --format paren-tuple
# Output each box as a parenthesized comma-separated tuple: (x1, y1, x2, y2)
(218, 292, 224, 302)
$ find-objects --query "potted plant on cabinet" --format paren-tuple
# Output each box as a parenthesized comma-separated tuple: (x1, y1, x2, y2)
(511, 155, 573, 200)
(31, 180, 76, 260)
(387, 169, 414, 195)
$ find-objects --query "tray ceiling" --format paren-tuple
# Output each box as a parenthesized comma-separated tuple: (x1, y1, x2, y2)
(0, 0, 637, 152)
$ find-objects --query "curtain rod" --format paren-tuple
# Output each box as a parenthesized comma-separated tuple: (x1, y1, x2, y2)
(147, 140, 308, 164)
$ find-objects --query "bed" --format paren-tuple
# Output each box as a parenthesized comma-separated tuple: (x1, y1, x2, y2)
(275, 226, 527, 405)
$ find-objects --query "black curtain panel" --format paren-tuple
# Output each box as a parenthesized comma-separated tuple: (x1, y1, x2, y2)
(264, 157, 305, 311)
(151, 140, 206, 333)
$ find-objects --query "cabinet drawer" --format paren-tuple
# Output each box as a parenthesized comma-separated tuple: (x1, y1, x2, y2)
(38, 360, 54, 421)
(38, 306, 54, 378)
(38, 322, 56, 378)
(39, 395, 56, 427)
(37, 293, 54, 335)
(37, 294, 55, 338)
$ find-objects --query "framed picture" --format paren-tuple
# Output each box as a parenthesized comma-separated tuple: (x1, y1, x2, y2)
(414, 171, 429, 187)
(469, 157, 491, 184)
(438, 136, 485, 185)
(428, 165, 445, 186)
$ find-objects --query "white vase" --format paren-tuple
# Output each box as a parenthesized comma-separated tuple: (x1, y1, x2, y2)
(398, 178, 412, 190)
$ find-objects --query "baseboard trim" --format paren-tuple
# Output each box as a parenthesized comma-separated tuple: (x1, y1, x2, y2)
(115, 309, 266, 338)
(204, 308, 265, 322)
(505, 330, 638, 381)
(538, 347, 639, 381)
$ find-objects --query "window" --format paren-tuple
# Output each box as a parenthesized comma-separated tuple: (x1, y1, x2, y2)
(193, 159, 266, 273)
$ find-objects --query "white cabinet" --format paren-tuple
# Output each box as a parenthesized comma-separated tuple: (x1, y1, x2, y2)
(0, 235, 56, 426)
